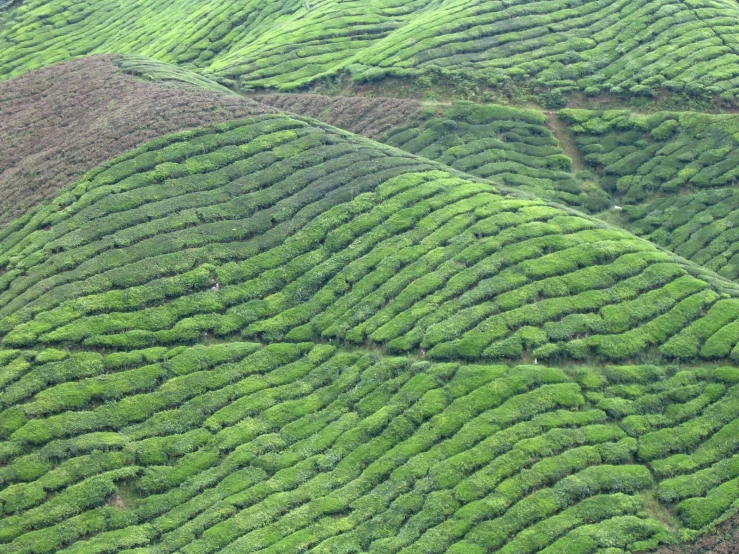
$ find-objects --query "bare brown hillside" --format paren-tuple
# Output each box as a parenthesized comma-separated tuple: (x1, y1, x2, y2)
(257, 93, 424, 139)
(0, 55, 274, 228)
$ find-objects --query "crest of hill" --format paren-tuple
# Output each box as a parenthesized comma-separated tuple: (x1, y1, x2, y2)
(1, 114, 738, 364)
(3, 0, 739, 104)
(261, 94, 610, 212)
(257, 93, 425, 140)
(0, 55, 276, 229)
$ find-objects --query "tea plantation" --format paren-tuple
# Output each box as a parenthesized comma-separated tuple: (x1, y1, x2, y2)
(3, 114, 739, 363)
(4, 0, 739, 102)
(625, 189, 739, 282)
(560, 109, 739, 205)
(263, 96, 610, 212)
(4, 340, 739, 554)
(0, 112, 739, 551)
(5, 0, 739, 552)
(559, 109, 739, 288)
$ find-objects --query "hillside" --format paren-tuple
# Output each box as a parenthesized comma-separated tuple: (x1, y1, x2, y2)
(0, 114, 738, 552)
(3, 1, 739, 552)
(2, 114, 738, 362)
(261, 94, 610, 211)
(2, 0, 739, 105)
(4, 342, 738, 554)
(0, 56, 275, 229)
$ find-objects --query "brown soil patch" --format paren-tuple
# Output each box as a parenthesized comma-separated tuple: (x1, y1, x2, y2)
(257, 93, 423, 139)
(0, 55, 276, 228)
(544, 112, 586, 173)
(656, 514, 739, 553)
(105, 494, 128, 509)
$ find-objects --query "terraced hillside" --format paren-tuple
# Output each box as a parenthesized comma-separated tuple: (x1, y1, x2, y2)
(624, 190, 739, 283)
(557, 108, 739, 285)
(560, 109, 739, 205)
(0, 55, 273, 229)
(7, 340, 739, 553)
(1, 113, 739, 545)
(4, 2, 739, 551)
(263, 96, 609, 211)
(2, 114, 739, 364)
(4, 0, 739, 103)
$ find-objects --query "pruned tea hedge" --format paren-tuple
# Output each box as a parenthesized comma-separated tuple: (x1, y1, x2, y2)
(0, 115, 735, 363)
(0, 343, 737, 551)
(4, 0, 739, 102)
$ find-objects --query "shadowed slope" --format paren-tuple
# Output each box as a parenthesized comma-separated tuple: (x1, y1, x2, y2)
(559, 108, 739, 284)
(259, 96, 611, 212)
(560, 109, 739, 205)
(624, 189, 739, 283)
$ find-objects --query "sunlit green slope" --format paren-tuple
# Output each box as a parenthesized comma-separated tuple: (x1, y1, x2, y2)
(1, 114, 738, 364)
(5, 342, 739, 553)
(4, 0, 739, 102)
(1, 92, 739, 553)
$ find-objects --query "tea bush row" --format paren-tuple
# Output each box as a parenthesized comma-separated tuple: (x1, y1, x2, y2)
(624, 188, 739, 282)
(0, 115, 736, 364)
(2, 346, 714, 552)
(561, 109, 739, 204)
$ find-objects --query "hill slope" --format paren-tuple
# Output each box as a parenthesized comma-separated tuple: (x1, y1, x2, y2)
(4, 2, 739, 551)
(261, 95, 610, 211)
(7, 342, 739, 553)
(1, 115, 738, 365)
(626, 189, 739, 282)
(3, 0, 739, 103)
(0, 56, 273, 229)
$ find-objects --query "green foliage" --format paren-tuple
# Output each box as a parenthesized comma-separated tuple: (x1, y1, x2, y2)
(0, 114, 731, 365)
(1, 343, 726, 553)
(378, 100, 608, 212)
(4, 0, 739, 103)
(565, 110, 739, 204)
(626, 186, 739, 282)
(0, 93, 737, 554)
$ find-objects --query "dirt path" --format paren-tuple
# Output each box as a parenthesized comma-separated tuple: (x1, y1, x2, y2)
(544, 112, 586, 172)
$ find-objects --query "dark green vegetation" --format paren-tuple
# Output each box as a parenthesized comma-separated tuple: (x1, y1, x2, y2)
(561, 109, 739, 290)
(264, 96, 609, 211)
(561, 109, 739, 205)
(3, 0, 739, 104)
(625, 189, 739, 283)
